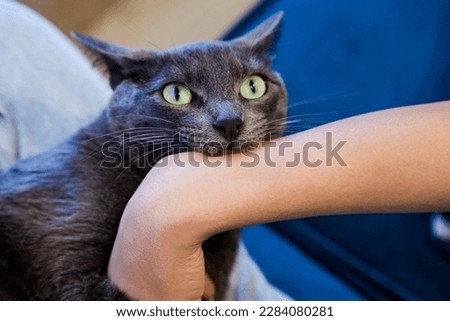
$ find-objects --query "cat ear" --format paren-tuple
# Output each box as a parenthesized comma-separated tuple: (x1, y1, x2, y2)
(71, 32, 138, 89)
(231, 11, 283, 55)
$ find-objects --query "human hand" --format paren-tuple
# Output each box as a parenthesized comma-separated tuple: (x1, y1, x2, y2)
(107, 152, 216, 300)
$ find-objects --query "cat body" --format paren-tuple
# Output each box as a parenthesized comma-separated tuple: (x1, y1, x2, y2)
(0, 13, 286, 300)
(0, 115, 238, 299)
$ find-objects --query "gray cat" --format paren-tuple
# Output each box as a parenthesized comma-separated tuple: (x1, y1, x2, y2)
(0, 12, 287, 300)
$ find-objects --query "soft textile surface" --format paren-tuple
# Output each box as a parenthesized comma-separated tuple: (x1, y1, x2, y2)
(0, 0, 110, 170)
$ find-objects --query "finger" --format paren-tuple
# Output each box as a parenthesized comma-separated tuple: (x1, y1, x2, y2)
(203, 274, 216, 300)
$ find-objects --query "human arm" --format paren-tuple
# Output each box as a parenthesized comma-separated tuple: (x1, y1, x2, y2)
(108, 101, 450, 300)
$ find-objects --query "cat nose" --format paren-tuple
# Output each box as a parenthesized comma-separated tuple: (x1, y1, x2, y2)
(213, 113, 244, 140)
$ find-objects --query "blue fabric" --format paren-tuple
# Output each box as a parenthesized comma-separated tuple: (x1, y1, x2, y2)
(229, 0, 450, 299)
(242, 225, 363, 300)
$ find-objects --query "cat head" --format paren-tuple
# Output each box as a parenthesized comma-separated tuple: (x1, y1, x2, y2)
(73, 12, 287, 158)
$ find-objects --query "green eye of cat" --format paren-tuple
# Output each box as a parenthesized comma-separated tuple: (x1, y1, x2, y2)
(162, 84, 192, 105)
(240, 75, 266, 100)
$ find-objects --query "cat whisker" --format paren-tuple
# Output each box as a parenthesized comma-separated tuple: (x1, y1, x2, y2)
(116, 140, 189, 177)
(109, 111, 177, 125)
(124, 134, 176, 141)
(87, 128, 180, 143)
(286, 90, 364, 110)
(287, 107, 364, 119)
(81, 127, 177, 144)
(83, 133, 181, 163)
(284, 119, 330, 125)
(271, 114, 329, 123)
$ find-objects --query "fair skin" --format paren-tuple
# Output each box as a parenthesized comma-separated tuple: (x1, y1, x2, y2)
(108, 101, 450, 300)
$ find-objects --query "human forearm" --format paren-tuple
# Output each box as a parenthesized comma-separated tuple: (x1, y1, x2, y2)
(262, 101, 450, 216)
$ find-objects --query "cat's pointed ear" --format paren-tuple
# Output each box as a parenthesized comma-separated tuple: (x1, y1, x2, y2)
(71, 32, 138, 89)
(231, 11, 283, 55)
